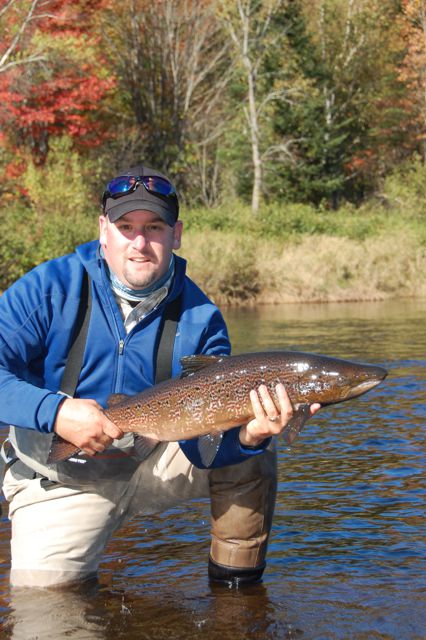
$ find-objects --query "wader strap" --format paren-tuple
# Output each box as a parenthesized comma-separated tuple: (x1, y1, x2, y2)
(155, 294, 182, 384)
(60, 271, 92, 397)
(61, 272, 182, 393)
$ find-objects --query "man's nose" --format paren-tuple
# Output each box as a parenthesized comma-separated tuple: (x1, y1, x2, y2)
(132, 231, 148, 250)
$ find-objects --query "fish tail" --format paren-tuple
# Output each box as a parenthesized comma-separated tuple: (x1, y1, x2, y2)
(47, 434, 81, 464)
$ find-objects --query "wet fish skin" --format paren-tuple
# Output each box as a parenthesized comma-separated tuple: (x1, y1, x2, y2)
(48, 351, 387, 463)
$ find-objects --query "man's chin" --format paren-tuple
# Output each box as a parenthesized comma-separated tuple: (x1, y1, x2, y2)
(124, 270, 157, 290)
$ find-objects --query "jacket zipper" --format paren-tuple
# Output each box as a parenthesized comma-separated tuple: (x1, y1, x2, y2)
(118, 339, 125, 356)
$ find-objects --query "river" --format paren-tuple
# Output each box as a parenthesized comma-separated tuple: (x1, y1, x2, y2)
(0, 299, 425, 639)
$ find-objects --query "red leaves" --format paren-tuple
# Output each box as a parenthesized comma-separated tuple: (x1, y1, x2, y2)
(0, 0, 116, 162)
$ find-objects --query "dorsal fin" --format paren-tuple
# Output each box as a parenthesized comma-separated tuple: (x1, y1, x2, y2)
(180, 354, 226, 378)
(107, 393, 131, 408)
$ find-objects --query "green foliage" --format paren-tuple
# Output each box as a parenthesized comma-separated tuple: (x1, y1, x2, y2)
(0, 204, 37, 289)
(381, 156, 426, 218)
(23, 136, 101, 218)
(182, 198, 395, 242)
(0, 138, 98, 290)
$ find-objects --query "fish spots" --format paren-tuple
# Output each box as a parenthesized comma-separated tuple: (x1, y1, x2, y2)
(186, 396, 206, 421)
(295, 362, 310, 373)
(106, 350, 387, 442)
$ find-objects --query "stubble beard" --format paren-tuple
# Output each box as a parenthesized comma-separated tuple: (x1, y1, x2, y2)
(122, 258, 160, 290)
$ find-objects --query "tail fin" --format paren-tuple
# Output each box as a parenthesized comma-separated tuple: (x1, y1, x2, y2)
(47, 434, 80, 464)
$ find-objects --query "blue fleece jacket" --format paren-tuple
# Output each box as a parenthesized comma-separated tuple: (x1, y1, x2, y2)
(0, 241, 267, 469)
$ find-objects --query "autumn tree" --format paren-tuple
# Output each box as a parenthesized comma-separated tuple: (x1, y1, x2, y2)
(281, 0, 399, 204)
(0, 0, 114, 184)
(398, 0, 426, 163)
(0, 0, 47, 74)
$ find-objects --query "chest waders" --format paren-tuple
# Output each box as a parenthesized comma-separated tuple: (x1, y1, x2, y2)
(12, 272, 278, 586)
(65, 274, 278, 587)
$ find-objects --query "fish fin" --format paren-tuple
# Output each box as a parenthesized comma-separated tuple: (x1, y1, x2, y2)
(281, 403, 311, 447)
(180, 354, 226, 378)
(133, 435, 160, 461)
(47, 434, 81, 464)
(107, 393, 131, 408)
(197, 432, 224, 467)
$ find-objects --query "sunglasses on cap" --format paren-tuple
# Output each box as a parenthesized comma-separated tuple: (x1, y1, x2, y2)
(102, 175, 178, 209)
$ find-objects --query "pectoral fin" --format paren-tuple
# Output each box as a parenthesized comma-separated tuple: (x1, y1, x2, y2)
(281, 403, 311, 447)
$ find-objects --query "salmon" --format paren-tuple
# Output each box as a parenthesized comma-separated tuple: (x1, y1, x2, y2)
(48, 351, 387, 464)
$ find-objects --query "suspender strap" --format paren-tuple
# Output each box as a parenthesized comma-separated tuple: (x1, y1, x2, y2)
(155, 293, 182, 384)
(60, 271, 92, 397)
(60, 273, 181, 397)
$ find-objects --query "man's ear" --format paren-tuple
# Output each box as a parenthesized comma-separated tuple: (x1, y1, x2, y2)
(99, 215, 108, 245)
(173, 220, 183, 250)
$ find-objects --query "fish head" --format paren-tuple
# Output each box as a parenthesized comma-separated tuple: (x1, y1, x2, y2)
(288, 353, 388, 405)
(326, 362, 388, 403)
(344, 363, 388, 399)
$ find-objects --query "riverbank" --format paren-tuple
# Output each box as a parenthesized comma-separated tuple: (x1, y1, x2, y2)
(178, 188, 426, 305)
(1, 163, 425, 304)
(179, 227, 426, 306)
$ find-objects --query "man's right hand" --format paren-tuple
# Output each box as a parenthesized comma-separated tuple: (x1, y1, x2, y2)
(53, 398, 124, 457)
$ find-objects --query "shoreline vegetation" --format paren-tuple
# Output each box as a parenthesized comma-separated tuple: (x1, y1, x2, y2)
(178, 162, 426, 305)
(179, 216, 425, 307)
(1, 162, 425, 306)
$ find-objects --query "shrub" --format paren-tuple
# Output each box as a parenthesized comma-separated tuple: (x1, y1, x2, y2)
(0, 139, 99, 290)
(381, 156, 426, 218)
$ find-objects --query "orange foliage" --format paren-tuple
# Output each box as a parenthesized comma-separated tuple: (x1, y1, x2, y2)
(399, 1, 426, 126)
(0, 0, 116, 166)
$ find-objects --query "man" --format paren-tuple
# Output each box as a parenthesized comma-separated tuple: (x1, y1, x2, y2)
(0, 164, 319, 588)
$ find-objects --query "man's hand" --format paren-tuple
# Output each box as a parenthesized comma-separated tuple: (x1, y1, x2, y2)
(54, 398, 124, 456)
(239, 383, 321, 448)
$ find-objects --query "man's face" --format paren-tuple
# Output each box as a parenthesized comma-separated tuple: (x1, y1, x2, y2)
(99, 210, 182, 290)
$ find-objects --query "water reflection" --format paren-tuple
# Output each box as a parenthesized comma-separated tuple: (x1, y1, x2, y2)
(5, 581, 109, 640)
(0, 299, 425, 639)
(3, 579, 297, 640)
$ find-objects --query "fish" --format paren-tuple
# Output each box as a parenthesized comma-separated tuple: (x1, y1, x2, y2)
(47, 351, 387, 465)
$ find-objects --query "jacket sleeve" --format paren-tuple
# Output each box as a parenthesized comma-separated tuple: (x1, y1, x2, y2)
(0, 275, 65, 433)
(178, 305, 270, 469)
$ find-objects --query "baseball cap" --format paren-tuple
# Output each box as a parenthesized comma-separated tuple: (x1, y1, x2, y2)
(102, 165, 179, 226)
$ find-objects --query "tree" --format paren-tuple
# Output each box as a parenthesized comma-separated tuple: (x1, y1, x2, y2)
(96, 0, 231, 204)
(398, 0, 426, 163)
(0, 0, 114, 180)
(217, 0, 295, 212)
(0, 0, 48, 74)
(293, 0, 404, 205)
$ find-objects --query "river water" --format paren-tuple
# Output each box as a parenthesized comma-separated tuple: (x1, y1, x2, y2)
(0, 299, 424, 639)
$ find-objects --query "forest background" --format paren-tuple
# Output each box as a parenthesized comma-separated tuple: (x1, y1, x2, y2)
(0, 0, 425, 305)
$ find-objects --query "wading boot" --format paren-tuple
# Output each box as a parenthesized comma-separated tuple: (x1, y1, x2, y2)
(208, 440, 277, 587)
